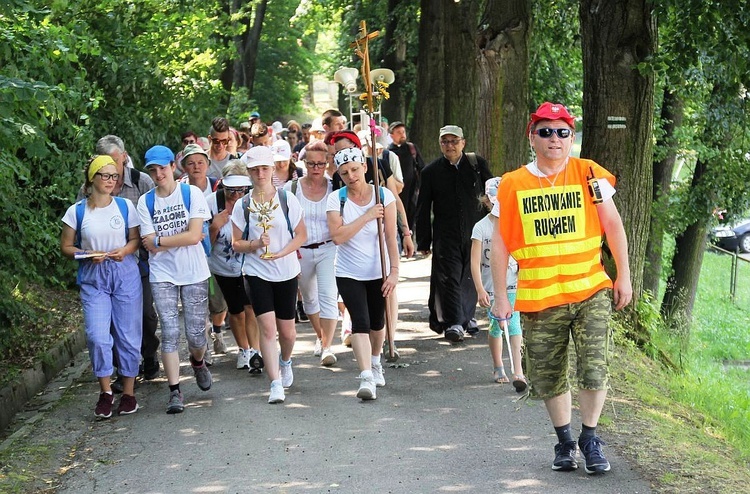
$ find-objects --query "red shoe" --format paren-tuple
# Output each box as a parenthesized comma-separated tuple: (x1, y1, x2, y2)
(95, 392, 114, 419)
(117, 394, 139, 415)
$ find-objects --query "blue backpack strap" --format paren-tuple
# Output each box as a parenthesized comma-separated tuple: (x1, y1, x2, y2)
(338, 185, 384, 216)
(145, 188, 156, 217)
(113, 196, 129, 243)
(180, 182, 191, 211)
(74, 199, 86, 248)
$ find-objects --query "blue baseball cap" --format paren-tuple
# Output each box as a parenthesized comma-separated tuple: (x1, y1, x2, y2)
(250, 111, 261, 119)
(144, 145, 175, 167)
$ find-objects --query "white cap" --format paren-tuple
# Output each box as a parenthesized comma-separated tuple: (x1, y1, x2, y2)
(244, 146, 275, 168)
(310, 117, 325, 133)
(222, 175, 252, 187)
(271, 139, 292, 162)
(271, 121, 286, 135)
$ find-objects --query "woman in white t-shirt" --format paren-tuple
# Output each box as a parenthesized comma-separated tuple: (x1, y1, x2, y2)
(285, 141, 338, 367)
(137, 145, 213, 415)
(326, 147, 399, 401)
(231, 146, 307, 404)
(60, 155, 142, 419)
(470, 177, 526, 392)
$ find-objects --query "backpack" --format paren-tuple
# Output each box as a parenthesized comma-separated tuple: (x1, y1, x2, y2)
(464, 152, 483, 197)
(75, 196, 129, 248)
(338, 186, 385, 216)
(145, 183, 211, 256)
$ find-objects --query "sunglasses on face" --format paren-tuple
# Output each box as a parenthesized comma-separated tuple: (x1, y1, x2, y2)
(305, 161, 327, 169)
(211, 138, 229, 146)
(183, 139, 196, 145)
(95, 172, 120, 181)
(534, 128, 572, 139)
(440, 139, 462, 146)
(224, 186, 249, 195)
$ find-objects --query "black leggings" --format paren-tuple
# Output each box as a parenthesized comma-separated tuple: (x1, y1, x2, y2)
(214, 274, 252, 315)
(336, 277, 385, 334)
(245, 276, 298, 319)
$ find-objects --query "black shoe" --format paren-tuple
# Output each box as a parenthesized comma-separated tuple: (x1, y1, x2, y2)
(579, 435, 611, 475)
(297, 301, 308, 322)
(249, 351, 264, 374)
(141, 358, 160, 381)
(552, 441, 578, 471)
(466, 318, 479, 336)
(111, 374, 124, 394)
(444, 325, 465, 342)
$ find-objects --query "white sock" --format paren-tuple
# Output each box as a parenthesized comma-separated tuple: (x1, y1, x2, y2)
(371, 355, 381, 367)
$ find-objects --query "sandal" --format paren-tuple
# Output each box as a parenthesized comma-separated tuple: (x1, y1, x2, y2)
(493, 367, 509, 384)
(512, 374, 528, 393)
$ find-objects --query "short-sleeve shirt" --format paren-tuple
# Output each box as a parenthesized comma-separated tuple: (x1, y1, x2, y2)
(137, 184, 211, 285)
(471, 214, 518, 297)
(62, 198, 140, 254)
(285, 180, 333, 245)
(230, 190, 303, 282)
(325, 185, 395, 281)
(207, 192, 243, 277)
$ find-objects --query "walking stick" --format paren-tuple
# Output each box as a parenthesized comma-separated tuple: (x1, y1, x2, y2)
(350, 20, 395, 360)
(502, 319, 515, 376)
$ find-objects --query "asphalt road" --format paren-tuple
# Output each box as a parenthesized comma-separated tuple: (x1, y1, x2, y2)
(7, 257, 652, 493)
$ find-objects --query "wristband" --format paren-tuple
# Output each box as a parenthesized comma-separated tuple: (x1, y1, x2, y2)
(402, 229, 412, 237)
(153, 236, 160, 248)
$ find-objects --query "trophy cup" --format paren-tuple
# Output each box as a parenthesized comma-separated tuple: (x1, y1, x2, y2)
(247, 191, 279, 259)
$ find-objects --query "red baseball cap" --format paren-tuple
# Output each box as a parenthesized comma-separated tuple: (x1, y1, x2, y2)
(527, 102, 575, 134)
(325, 130, 362, 148)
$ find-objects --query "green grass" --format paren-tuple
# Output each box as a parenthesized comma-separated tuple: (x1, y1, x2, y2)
(664, 250, 750, 460)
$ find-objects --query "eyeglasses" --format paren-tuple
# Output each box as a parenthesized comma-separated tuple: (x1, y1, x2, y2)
(440, 139, 462, 146)
(225, 186, 249, 195)
(305, 161, 327, 169)
(95, 172, 120, 181)
(211, 138, 229, 146)
(534, 128, 572, 139)
(182, 139, 196, 145)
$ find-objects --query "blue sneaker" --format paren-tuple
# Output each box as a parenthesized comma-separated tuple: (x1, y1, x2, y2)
(578, 435, 611, 475)
(552, 440, 578, 471)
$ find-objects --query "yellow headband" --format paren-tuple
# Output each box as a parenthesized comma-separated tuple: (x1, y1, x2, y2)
(88, 155, 117, 182)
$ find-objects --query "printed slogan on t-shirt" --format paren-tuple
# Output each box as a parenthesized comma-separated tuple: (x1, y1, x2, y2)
(516, 185, 586, 244)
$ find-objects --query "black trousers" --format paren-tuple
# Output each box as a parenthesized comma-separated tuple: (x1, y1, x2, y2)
(428, 240, 477, 333)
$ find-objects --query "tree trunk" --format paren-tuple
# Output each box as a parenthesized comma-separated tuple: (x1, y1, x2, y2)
(218, 0, 235, 112)
(476, 0, 530, 175)
(580, 0, 656, 308)
(443, 0, 480, 151)
(643, 88, 683, 297)
(661, 159, 709, 326)
(411, 0, 444, 162)
(382, 0, 408, 124)
(241, 0, 267, 96)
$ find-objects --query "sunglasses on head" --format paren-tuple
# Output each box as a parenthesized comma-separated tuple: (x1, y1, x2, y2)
(534, 128, 572, 139)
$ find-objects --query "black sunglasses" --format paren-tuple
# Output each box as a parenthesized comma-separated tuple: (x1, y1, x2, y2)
(534, 128, 572, 139)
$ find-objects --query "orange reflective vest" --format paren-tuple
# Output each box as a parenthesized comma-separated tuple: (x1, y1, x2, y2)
(498, 157, 615, 312)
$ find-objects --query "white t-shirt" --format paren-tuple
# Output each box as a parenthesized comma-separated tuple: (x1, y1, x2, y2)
(137, 184, 211, 285)
(284, 180, 333, 245)
(325, 185, 395, 280)
(62, 198, 140, 254)
(471, 214, 518, 298)
(207, 192, 243, 277)
(230, 190, 303, 282)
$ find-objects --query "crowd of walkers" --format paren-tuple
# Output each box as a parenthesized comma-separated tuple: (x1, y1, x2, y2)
(61, 103, 631, 476)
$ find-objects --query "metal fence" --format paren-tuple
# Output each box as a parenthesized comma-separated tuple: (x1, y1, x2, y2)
(706, 244, 750, 308)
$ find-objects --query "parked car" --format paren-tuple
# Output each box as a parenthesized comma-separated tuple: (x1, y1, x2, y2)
(710, 218, 750, 253)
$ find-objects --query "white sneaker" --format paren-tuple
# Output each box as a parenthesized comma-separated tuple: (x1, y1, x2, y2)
(313, 338, 322, 357)
(213, 332, 228, 354)
(279, 359, 294, 388)
(320, 349, 337, 367)
(268, 380, 285, 404)
(236, 349, 250, 369)
(357, 373, 377, 400)
(341, 328, 352, 347)
(372, 363, 386, 387)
